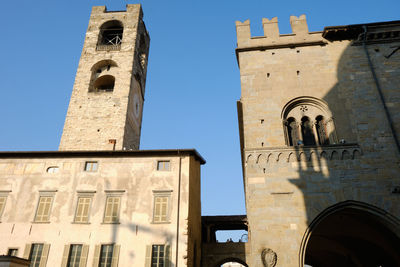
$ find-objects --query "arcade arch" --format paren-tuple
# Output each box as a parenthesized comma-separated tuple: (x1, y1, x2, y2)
(300, 201, 400, 267)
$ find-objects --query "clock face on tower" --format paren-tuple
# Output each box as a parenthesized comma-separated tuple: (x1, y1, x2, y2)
(133, 93, 140, 118)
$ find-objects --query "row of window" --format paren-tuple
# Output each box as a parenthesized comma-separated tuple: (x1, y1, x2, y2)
(0, 191, 172, 224)
(7, 243, 169, 267)
(285, 115, 330, 146)
(46, 160, 171, 174)
(281, 97, 337, 147)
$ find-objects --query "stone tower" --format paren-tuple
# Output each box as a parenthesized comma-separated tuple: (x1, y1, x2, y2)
(236, 16, 400, 266)
(59, 4, 150, 151)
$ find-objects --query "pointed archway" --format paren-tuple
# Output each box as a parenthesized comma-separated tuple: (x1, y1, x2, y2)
(300, 201, 400, 267)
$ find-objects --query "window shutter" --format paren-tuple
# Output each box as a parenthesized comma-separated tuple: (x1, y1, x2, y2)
(154, 198, 161, 222)
(39, 244, 50, 267)
(61, 245, 70, 267)
(144, 245, 151, 267)
(111, 244, 120, 267)
(161, 197, 168, 222)
(23, 244, 32, 259)
(80, 245, 89, 267)
(164, 245, 171, 267)
(92, 245, 100, 267)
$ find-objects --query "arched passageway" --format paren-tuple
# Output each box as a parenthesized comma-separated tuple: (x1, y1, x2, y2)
(302, 201, 400, 267)
(219, 258, 248, 267)
(201, 215, 248, 267)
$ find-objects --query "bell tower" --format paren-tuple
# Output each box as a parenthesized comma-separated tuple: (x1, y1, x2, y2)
(59, 4, 149, 151)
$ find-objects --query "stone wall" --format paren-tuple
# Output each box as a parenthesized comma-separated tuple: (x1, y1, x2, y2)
(59, 5, 150, 151)
(236, 16, 400, 266)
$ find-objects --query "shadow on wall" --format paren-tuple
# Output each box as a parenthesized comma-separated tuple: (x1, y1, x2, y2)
(284, 35, 400, 266)
(110, 221, 175, 266)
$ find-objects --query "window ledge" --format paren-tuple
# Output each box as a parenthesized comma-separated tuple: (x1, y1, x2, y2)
(31, 221, 51, 224)
(88, 91, 113, 94)
(151, 221, 171, 224)
(101, 222, 121, 225)
(96, 44, 121, 51)
(71, 222, 91, 225)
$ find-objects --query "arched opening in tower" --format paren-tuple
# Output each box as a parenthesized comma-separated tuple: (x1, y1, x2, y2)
(97, 20, 123, 49)
(93, 75, 115, 92)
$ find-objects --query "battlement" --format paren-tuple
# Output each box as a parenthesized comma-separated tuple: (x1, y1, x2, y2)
(91, 4, 143, 15)
(92, 4, 140, 13)
(236, 15, 327, 51)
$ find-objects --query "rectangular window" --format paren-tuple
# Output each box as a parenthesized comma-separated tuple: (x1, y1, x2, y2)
(29, 244, 44, 267)
(0, 196, 7, 220)
(99, 244, 114, 267)
(157, 161, 170, 171)
(151, 245, 165, 267)
(74, 197, 92, 223)
(46, 166, 59, 173)
(7, 248, 18, 256)
(84, 161, 98, 172)
(67, 244, 82, 267)
(103, 196, 120, 223)
(153, 193, 171, 223)
(34, 196, 53, 222)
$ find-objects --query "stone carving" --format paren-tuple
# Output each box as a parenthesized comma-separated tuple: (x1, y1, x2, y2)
(140, 53, 147, 69)
(300, 105, 308, 112)
(261, 248, 277, 267)
(245, 145, 361, 164)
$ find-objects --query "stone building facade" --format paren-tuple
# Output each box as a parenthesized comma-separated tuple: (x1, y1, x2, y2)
(236, 16, 400, 266)
(0, 150, 203, 267)
(0, 5, 204, 267)
(1, 3, 400, 267)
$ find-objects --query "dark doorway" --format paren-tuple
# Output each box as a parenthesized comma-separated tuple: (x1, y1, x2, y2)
(305, 205, 400, 267)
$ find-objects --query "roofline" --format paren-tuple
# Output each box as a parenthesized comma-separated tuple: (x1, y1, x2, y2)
(0, 149, 206, 165)
(322, 20, 400, 41)
(324, 20, 400, 31)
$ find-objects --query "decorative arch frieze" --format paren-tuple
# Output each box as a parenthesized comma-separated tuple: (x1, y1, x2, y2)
(244, 145, 362, 170)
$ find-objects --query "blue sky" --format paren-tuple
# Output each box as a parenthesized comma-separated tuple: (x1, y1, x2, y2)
(0, 0, 399, 224)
